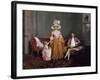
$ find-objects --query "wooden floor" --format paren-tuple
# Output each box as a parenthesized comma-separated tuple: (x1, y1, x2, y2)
(23, 46, 90, 69)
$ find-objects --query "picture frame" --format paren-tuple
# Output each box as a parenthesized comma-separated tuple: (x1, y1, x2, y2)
(11, 1, 98, 79)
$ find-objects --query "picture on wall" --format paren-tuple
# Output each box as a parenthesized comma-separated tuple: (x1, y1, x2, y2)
(11, 1, 98, 79)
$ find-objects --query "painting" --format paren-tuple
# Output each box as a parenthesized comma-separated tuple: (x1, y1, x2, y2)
(11, 1, 98, 79)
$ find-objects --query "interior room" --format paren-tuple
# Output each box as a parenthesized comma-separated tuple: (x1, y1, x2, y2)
(23, 10, 91, 69)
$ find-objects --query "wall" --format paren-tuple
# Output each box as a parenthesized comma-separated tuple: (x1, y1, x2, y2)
(0, 0, 99, 80)
(23, 10, 34, 54)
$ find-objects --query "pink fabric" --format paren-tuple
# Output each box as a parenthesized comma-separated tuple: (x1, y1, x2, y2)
(42, 46, 51, 61)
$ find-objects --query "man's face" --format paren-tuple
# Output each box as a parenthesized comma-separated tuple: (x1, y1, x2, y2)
(71, 33, 75, 37)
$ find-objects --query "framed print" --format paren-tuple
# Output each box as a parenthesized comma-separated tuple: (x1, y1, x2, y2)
(11, 1, 98, 79)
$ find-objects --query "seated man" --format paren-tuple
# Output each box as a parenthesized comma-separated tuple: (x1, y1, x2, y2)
(32, 37, 44, 56)
(34, 37, 44, 48)
(65, 33, 83, 60)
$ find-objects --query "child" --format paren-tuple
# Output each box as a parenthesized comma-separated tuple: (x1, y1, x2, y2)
(42, 41, 51, 61)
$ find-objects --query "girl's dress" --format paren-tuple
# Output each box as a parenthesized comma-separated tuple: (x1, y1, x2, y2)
(42, 44, 51, 61)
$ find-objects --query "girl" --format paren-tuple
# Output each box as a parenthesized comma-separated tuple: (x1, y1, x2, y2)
(42, 41, 51, 61)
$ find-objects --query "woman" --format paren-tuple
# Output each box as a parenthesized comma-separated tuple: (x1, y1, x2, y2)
(50, 20, 65, 60)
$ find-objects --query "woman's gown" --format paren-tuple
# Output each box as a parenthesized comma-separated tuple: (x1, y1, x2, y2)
(50, 30, 65, 60)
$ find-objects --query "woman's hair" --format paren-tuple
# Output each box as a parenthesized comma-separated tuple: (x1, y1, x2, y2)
(51, 19, 61, 30)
